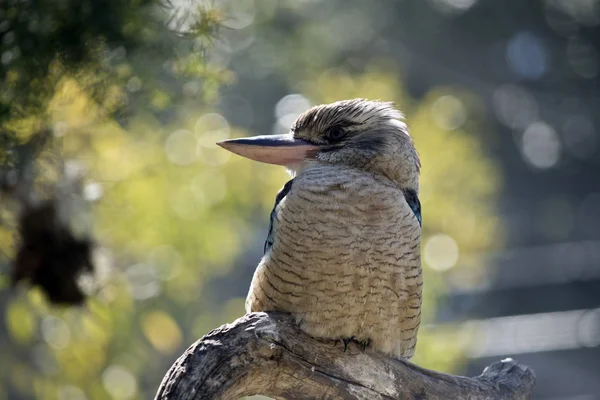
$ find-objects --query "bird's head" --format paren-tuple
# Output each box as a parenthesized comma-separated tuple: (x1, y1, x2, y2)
(217, 98, 420, 190)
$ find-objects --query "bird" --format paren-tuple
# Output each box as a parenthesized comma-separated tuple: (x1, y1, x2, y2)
(217, 98, 422, 359)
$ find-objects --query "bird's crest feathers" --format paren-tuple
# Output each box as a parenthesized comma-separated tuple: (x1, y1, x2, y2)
(292, 98, 407, 139)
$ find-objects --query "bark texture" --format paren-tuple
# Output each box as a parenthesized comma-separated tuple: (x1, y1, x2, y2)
(155, 312, 536, 400)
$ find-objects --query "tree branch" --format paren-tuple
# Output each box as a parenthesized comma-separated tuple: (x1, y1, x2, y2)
(155, 312, 536, 400)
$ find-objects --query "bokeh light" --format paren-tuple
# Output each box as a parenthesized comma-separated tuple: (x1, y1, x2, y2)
(506, 32, 548, 80)
(1, 1, 599, 399)
(492, 85, 538, 130)
(102, 365, 138, 400)
(521, 121, 561, 169)
(431, 95, 467, 131)
(424, 234, 460, 272)
(165, 130, 198, 166)
(274, 94, 312, 133)
(42, 316, 71, 350)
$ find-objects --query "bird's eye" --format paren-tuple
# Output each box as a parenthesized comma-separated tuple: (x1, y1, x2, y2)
(325, 126, 346, 142)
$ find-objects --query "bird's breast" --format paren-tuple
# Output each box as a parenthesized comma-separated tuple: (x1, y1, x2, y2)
(262, 164, 420, 297)
(246, 164, 422, 358)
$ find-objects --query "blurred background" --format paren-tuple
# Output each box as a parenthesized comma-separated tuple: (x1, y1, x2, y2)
(1, 0, 599, 399)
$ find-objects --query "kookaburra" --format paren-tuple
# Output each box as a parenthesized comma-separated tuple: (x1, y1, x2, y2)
(218, 99, 422, 359)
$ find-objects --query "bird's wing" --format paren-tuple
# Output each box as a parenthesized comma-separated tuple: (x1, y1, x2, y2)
(403, 189, 422, 227)
(264, 179, 294, 254)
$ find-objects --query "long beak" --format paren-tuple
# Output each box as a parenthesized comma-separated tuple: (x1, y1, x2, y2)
(216, 134, 319, 166)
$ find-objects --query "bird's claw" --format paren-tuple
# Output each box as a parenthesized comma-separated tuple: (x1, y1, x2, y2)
(342, 337, 354, 352)
(357, 339, 370, 350)
(339, 337, 370, 352)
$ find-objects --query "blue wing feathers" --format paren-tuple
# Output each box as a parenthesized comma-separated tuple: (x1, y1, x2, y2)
(403, 189, 422, 227)
(264, 179, 294, 254)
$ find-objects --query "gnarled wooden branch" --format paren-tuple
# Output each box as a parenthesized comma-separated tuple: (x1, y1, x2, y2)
(155, 312, 536, 400)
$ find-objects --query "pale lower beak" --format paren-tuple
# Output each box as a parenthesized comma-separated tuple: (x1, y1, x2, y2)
(217, 134, 319, 166)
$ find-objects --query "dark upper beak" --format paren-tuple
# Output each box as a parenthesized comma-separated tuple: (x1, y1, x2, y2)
(216, 134, 319, 166)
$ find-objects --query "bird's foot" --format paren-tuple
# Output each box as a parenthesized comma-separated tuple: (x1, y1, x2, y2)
(338, 337, 370, 352)
(357, 338, 370, 350)
(342, 336, 355, 352)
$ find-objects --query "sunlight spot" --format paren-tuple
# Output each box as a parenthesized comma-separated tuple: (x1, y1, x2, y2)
(195, 113, 230, 148)
(2, 50, 13, 64)
(492, 85, 538, 130)
(148, 245, 182, 281)
(521, 121, 561, 169)
(221, 0, 256, 29)
(83, 182, 103, 201)
(275, 94, 311, 132)
(53, 121, 68, 137)
(431, 95, 467, 131)
(141, 310, 183, 354)
(506, 32, 548, 80)
(64, 159, 88, 179)
(77, 272, 97, 297)
(102, 365, 138, 400)
(183, 80, 201, 97)
(126, 77, 142, 92)
(125, 263, 161, 300)
(424, 234, 459, 271)
(42, 316, 71, 350)
(57, 385, 87, 400)
(92, 247, 114, 283)
(165, 129, 197, 166)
